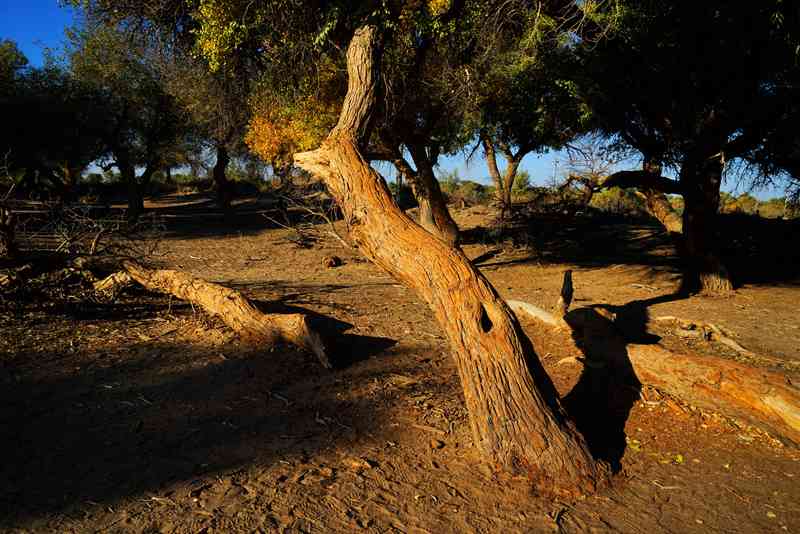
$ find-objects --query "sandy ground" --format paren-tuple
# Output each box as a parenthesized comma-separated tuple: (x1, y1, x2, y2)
(1, 196, 798, 533)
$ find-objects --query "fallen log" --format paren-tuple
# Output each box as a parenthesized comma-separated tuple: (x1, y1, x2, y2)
(626, 344, 800, 445)
(121, 261, 330, 368)
(511, 300, 800, 445)
(94, 271, 134, 295)
(507, 300, 562, 327)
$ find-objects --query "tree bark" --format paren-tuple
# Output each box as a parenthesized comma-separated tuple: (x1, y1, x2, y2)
(121, 261, 330, 367)
(295, 25, 608, 495)
(213, 145, 232, 212)
(680, 156, 733, 294)
(481, 134, 526, 218)
(481, 133, 509, 216)
(637, 157, 683, 236)
(407, 144, 459, 246)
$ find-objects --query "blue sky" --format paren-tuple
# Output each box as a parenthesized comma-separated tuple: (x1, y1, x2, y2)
(0, 0, 787, 198)
(0, 1, 77, 66)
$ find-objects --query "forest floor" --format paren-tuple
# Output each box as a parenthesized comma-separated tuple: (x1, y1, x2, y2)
(1, 194, 799, 533)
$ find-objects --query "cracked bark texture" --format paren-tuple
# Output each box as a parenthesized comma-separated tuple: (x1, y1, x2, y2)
(295, 25, 607, 495)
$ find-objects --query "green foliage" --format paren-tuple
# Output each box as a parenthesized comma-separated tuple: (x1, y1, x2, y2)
(512, 170, 532, 192)
(66, 23, 191, 181)
(0, 39, 28, 84)
(579, 1, 800, 192)
(589, 187, 646, 215)
(438, 168, 461, 194)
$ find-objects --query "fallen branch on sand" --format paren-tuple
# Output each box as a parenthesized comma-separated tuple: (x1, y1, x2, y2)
(98, 261, 331, 368)
(510, 298, 800, 445)
(507, 300, 562, 327)
(654, 316, 755, 357)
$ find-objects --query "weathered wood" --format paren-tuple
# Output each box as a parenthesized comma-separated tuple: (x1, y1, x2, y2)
(512, 303, 800, 445)
(557, 270, 574, 316)
(122, 261, 330, 368)
(295, 25, 608, 495)
(507, 300, 561, 327)
(627, 343, 800, 445)
(94, 271, 135, 295)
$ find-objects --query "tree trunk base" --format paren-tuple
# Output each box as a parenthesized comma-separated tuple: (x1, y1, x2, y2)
(699, 269, 734, 295)
(121, 261, 330, 368)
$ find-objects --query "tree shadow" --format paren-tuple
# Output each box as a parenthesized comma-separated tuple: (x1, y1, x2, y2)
(462, 211, 800, 288)
(558, 291, 688, 470)
(0, 330, 402, 528)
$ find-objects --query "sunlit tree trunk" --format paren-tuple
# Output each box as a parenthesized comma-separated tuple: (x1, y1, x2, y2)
(481, 134, 525, 218)
(391, 149, 459, 245)
(295, 25, 608, 496)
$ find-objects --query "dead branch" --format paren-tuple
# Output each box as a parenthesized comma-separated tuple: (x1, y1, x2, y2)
(513, 302, 800, 445)
(121, 261, 331, 368)
(507, 299, 562, 327)
(94, 271, 135, 296)
(655, 316, 755, 357)
(626, 343, 800, 445)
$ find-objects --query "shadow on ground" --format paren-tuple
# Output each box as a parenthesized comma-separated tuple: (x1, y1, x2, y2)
(558, 292, 688, 470)
(0, 300, 400, 527)
(464, 212, 800, 288)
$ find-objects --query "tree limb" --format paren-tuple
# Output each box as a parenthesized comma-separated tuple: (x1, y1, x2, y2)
(598, 170, 683, 195)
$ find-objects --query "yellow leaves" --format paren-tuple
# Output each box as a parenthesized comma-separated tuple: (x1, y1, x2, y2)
(245, 95, 339, 165)
(192, 0, 246, 71)
(426, 0, 451, 17)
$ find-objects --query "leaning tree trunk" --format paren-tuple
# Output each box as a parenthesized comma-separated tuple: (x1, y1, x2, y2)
(0, 204, 16, 260)
(407, 145, 459, 246)
(295, 25, 607, 496)
(680, 157, 733, 294)
(639, 157, 682, 236)
(213, 145, 232, 213)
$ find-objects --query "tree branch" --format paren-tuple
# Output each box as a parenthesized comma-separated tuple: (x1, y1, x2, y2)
(598, 170, 683, 195)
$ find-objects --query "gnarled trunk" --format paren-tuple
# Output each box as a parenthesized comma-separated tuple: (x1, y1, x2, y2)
(213, 145, 232, 212)
(680, 156, 733, 294)
(295, 25, 607, 496)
